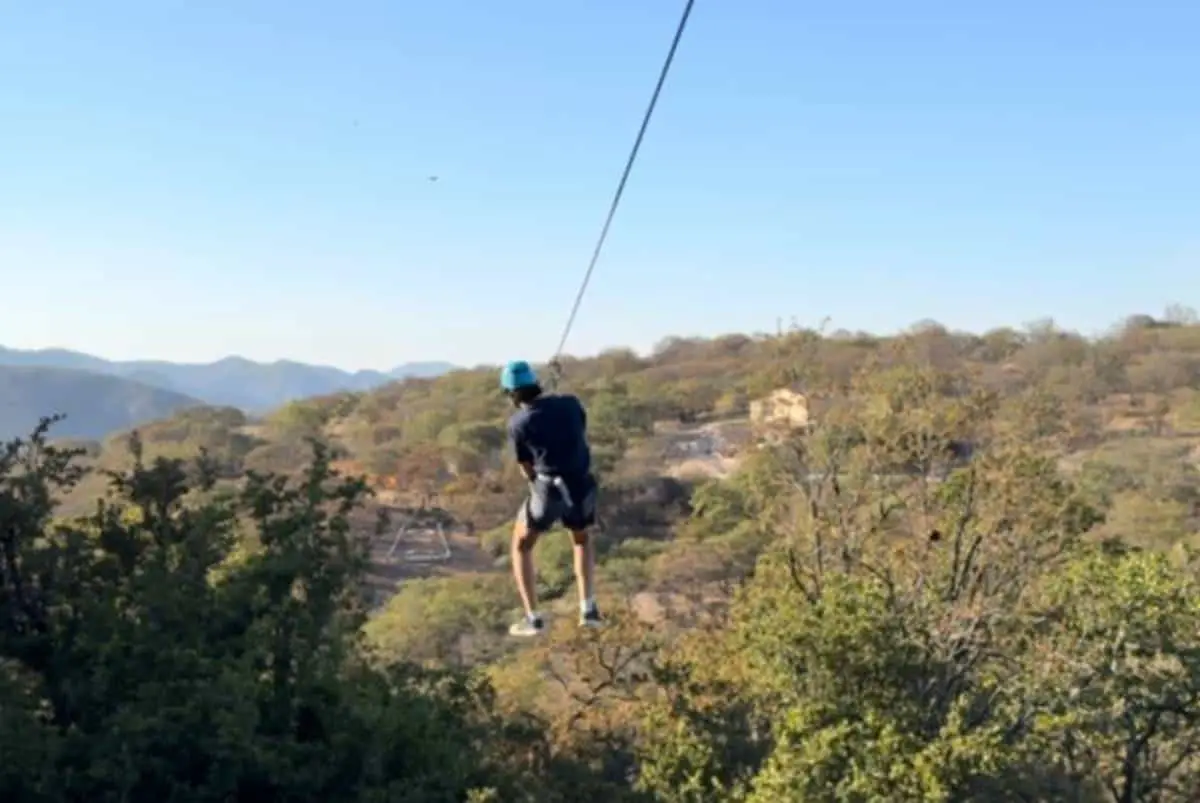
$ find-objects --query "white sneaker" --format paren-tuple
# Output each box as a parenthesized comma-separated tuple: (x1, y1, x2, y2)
(509, 615, 545, 637)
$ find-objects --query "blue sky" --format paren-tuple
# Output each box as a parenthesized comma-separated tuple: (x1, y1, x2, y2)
(1, 1, 1197, 371)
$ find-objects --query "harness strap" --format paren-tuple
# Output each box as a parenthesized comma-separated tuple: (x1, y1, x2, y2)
(536, 474, 575, 508)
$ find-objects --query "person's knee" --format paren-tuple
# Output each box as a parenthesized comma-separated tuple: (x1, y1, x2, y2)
(513, 521, 539, 553)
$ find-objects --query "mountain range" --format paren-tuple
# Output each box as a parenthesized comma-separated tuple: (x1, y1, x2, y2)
(0, 346, 456, 412)
(0, 364, 205, 441)
(0, 346, 456, 440)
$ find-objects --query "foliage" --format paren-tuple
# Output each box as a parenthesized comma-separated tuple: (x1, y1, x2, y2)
(10, 308, 1200, 801)
(629, 358, 1200, 801)
(0, 418, 510, 802)
(365, 573, 515, 668)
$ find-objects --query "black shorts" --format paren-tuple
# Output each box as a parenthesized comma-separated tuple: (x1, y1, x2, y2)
(518, 473, 598, 534)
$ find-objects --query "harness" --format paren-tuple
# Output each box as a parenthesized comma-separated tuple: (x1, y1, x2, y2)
(536, 474, 576, 508)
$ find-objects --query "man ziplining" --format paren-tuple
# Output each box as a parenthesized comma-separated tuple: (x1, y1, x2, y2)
(500, 360, 603, 636)
(486, 1, 692, 636)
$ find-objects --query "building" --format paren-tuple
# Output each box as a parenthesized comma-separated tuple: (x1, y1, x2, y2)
(749, 388, 811, 431)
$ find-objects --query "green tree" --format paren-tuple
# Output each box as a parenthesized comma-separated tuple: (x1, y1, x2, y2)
(1020, 548, 1200, 801)
(0, 418, 513, 802)
(585, 384, 654, 475)
(266, 398, 329, 439)
(635, 362, 1115, 802)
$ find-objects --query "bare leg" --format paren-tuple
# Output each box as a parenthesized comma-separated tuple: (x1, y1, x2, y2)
(512, 517, 539, 617)
(570, 529, 595, 609)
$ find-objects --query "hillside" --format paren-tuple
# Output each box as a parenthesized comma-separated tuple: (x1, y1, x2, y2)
(0, 365, 204, 440)
(10, 309, 1200, 801)
(0, 345, 455, 411)
(67, 311, 1200, 546)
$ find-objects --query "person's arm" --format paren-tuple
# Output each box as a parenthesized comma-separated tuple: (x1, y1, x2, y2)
(509, 419, 538, 482)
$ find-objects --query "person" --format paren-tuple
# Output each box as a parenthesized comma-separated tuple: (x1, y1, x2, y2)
(500, 359, 602, 636)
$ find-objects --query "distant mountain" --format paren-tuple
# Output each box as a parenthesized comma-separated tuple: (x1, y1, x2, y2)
(0, 347, 456, 412)
(0, 365, 205, 440)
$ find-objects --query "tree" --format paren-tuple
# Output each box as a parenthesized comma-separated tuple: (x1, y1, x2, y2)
(1021, 548, 1200, 801)
(15, 310, 1200, 801)
(1164, 304, 1199, 326)
(0, 418, 514, 802)
(585, 385, 655, 476)
(267, 398, 329, 439)
(392, 442, 451, 505)
(633, 361, 1166, 801)
(438, 421, 507, 475)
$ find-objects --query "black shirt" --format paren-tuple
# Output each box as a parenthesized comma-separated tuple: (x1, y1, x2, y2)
(507, 393, 591, 478)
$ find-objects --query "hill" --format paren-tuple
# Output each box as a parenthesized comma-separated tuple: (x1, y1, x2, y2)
(66, 310, 1200, 546)
(0, 345, 456, 411)
(0, 365, 204, 440)
(8, 308, 1200, 801)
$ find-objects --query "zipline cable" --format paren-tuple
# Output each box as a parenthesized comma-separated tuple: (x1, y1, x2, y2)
(548, 0, 697, 384)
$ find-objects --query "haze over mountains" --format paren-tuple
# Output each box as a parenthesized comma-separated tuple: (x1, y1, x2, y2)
(0, 365, 204, 440)
(0, 346, 456, 440)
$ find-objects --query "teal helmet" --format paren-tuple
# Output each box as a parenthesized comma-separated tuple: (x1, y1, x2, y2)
(500, 360, 538, 391)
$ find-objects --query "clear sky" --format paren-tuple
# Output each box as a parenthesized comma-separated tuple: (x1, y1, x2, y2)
(1, 1, 1197, 371)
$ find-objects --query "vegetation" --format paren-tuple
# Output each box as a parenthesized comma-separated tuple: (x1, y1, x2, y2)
(4, 309, 1200, 800)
